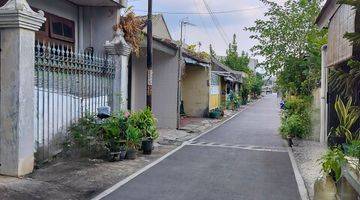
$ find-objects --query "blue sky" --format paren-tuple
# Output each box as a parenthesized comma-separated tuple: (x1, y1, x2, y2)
(127, 0, 285, 60)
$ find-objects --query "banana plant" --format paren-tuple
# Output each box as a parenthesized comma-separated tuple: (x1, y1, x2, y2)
(331, 96, 360, 142)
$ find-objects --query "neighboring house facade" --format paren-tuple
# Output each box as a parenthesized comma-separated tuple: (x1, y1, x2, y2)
(316, 0, 359, 144)
(130, 37, 179, 129)
(130, 14, 180, 129)
(211, 57, 243, 109)
(0, 0, 125, 53)
(0, 0, 127, 176)
(181, 52, 211, 117)
(140, 14, 172, 40)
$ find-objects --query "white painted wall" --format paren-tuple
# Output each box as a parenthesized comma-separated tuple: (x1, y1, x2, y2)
(131, 49, 179, 129)
(83, 6, 119, 54)
(33, 88, 108, 151)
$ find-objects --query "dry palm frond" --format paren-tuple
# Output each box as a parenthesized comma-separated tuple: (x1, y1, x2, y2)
(114, 7, 145, 56)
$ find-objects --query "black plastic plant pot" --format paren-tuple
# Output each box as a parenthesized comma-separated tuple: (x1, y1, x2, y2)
(125, 149, 137, 160)
(287, 136, 293, 147)
(142, 139, 153, 155)
(328, 135, 346, 148)
(119, 149, 127, 161)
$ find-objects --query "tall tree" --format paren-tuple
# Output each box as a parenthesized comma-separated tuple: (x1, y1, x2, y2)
(246, 0, 327, 95)
(223, 34, 251, 73)
(209, 44, 216, 57)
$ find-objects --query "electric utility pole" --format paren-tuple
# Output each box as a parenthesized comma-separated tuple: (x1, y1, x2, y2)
(146, 0, 153, 108)
(177, 19, 195, 128)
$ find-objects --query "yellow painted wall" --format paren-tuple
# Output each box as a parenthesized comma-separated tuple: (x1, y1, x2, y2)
(209, 93, 220, 110)
(181, 66, 210, 117)
(220, 77, 227, 105)
(209, 73, 221, 110)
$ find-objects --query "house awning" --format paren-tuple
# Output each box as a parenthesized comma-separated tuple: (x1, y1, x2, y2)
(184, 57, 210, 68)
(67, 0, 126, 7)
(212, 71, 243, 83)
(212, 71, 230, 77)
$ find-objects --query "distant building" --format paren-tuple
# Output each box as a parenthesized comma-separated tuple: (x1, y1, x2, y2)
(262, 76, 276, 94)
(248, 58, 258, 73)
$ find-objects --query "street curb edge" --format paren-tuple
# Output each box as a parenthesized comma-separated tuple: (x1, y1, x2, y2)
(288, 147, 310, 200)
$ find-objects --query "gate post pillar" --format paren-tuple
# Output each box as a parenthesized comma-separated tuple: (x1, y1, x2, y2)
(0, 0, 45, 176)
(105, 29, 131, 112)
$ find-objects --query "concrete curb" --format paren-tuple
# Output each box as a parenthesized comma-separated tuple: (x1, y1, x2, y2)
(288, 147, 310, 200)
(92, 98, 263, 200)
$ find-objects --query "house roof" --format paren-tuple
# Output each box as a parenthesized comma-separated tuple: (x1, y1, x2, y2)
(182, 50, 210, 65)
(211, 57, 242, 75)
(211, 57, 243, 83)
(67, 0, 126, 7)
(138, 14, 172, 40)
(315, 0, 340, 28)
(153, 36, 178, 50)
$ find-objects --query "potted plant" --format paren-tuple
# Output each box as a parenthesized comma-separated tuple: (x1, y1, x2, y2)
(328, 97, 360, 148)
(209, 108, 222, 119)
(128, 108, 159, 155)
(142, 125, 159, 155)
(101, 116, 121, 161)
(125, 125, 141, 160)
(141, 109, 159, 155)
(319, 147, 347, 182)
(119, 145, 127, 161)
(100, 111, 129, 161)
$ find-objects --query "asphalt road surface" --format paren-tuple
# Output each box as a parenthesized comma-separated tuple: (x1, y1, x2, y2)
(101, 94, 301, 200)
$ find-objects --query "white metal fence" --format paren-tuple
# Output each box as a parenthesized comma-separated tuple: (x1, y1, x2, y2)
(34, 41, 115, 162)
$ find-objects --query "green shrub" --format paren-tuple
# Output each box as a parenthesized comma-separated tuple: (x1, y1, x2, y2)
(240, 86, 249, 105)
(346, 140, 360, 171)
(330, 96, 360, 142)
(347, 140, 360, 158)
(279, 113, 311, 138)
(209, 108, 222, 119)
(280, 95, 312, 138)
(320, 148, 346, 182)
(128, 108, 159, 140)
(125, 125, 142, 150)
(101, 112, 128, 151)
(284, 96, 311, 116)
(69, 114, 101, 148)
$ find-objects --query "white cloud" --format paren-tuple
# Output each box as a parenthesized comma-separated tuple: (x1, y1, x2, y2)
(129, 0, 286, 61)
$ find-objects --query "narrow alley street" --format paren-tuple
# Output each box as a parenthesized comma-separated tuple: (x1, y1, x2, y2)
(97, 94, 301, 200)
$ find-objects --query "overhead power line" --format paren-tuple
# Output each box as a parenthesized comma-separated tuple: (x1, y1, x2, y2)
(192, 0, 211, 43)
(201, 0, 229, 45)
(133, 6, 263, 15)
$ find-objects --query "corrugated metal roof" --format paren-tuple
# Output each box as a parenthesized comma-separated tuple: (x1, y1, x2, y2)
(184, 57, 210, 68)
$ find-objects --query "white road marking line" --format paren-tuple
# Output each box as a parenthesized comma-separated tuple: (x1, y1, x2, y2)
(186, 143, 288, 152)
(91, 99, 263, 200)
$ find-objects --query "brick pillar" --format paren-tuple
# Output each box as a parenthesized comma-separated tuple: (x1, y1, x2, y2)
(0, 0, 45, 176)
